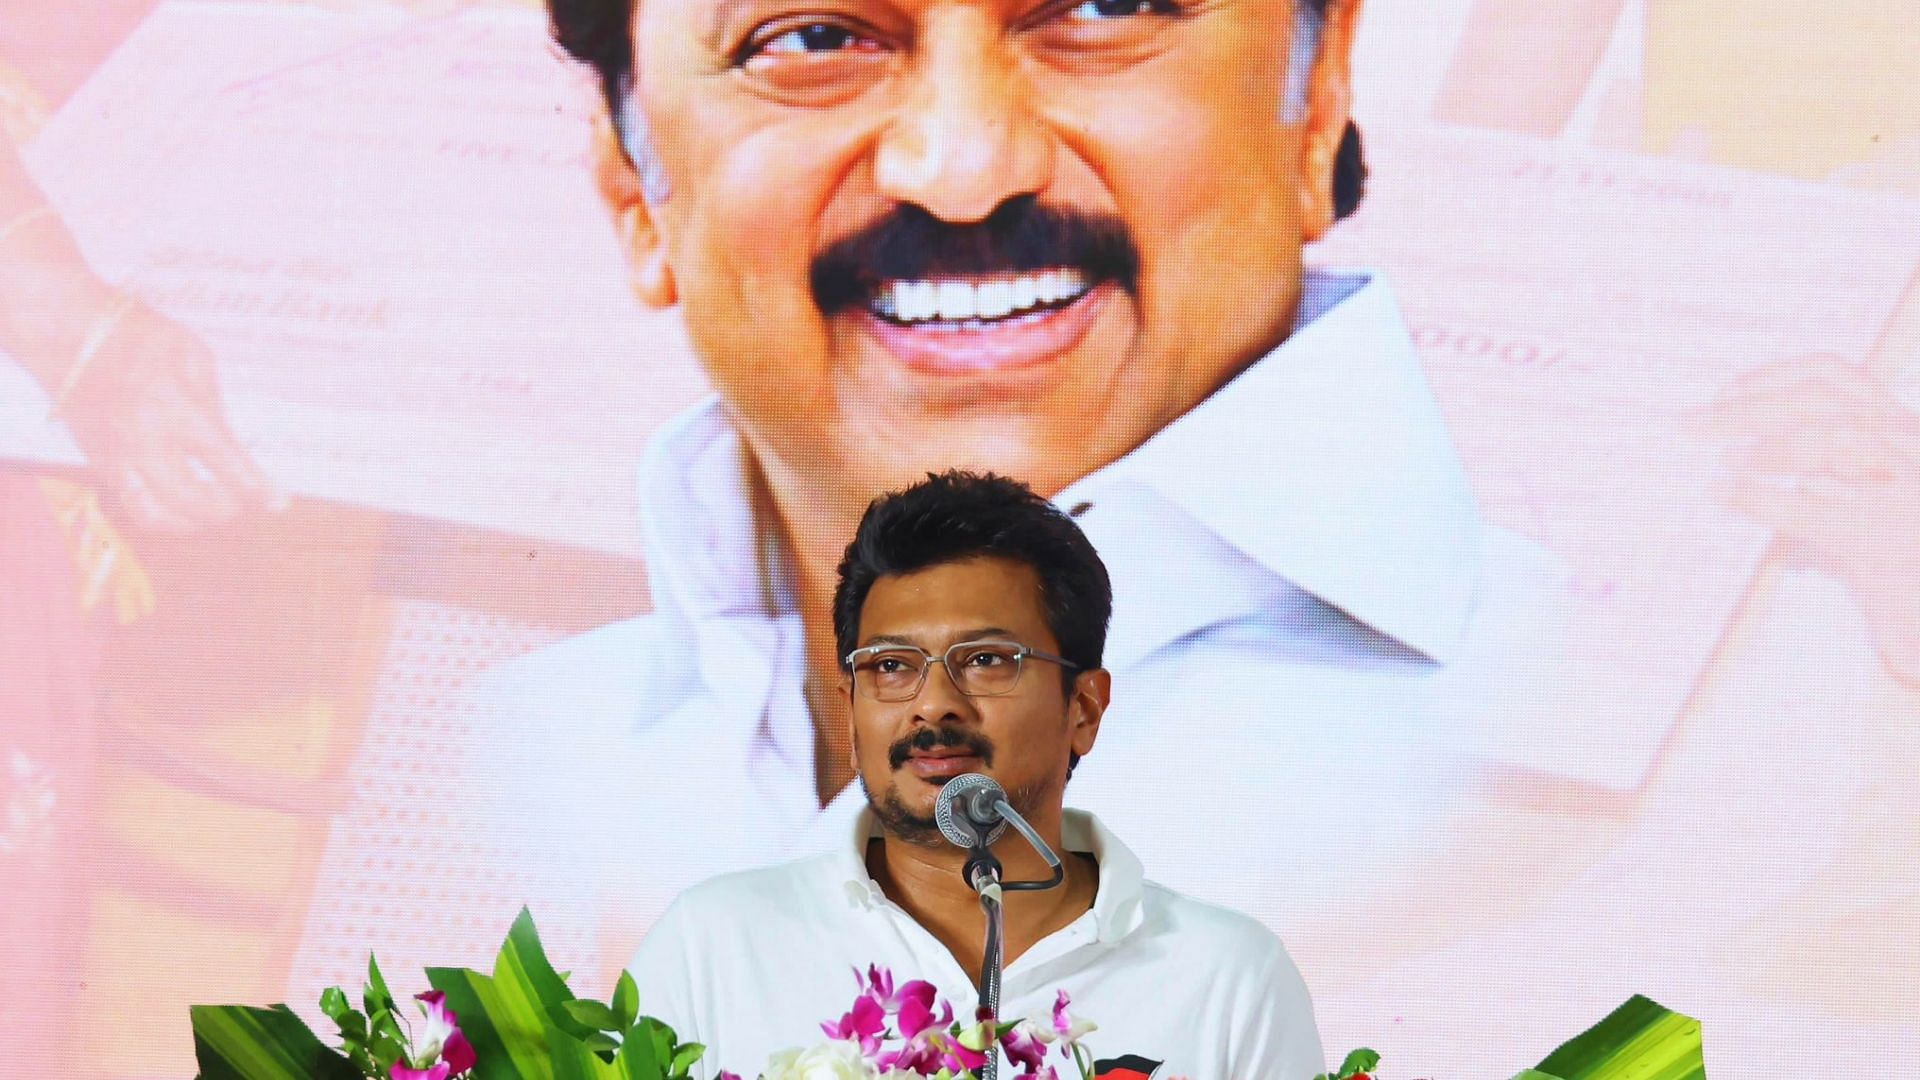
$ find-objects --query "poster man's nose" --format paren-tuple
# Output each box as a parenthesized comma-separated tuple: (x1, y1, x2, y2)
(874, 12, 1053, 223)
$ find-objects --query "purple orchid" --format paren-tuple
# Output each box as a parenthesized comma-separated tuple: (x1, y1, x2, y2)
(857, 965, 940, 1015)
(820, 994, 888, 1055)
(896, 989, 950, 1041)
(999, 1019, 1053, 1072)
(1051, 990, 1096, 1044)
(940, 1036, 991, 1076)
(873, 989, 959, 1074)
(794, 965, 1102, 1080)
(873, 1027, 945, 1073)
(388, 991, 476, 1080)
(874, 1037, 947, 1076)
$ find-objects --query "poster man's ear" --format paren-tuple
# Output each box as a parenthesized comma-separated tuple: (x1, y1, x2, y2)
(1296, 0, 1365, 242)
(592, 112, 677, 309)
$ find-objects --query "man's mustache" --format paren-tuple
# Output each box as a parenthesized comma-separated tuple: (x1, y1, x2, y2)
(811, 196, 1141, 315)
(887, 724, 996, 771)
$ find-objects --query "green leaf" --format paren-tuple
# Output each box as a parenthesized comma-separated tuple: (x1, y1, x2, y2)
(1534, 995, 1705, 1080)
(318, 987, 351, 1022)
(613, 970, 640, 1031)
(546, 1019, 622, 1080)
(429, 965, 551, 1080)
(612, 1021, 665, 1080)
(667, 1042, 705, 1078)
(424, 908, 589, 1080)
(364, 955, 396, 1019)
(363, 1001, 405, 1073)
(1337, 1048, 1382, 1076)
(583, 1031, 622, 1053)
(369, 1030, 406, 1073)
(645, 1018, 674, 1064)
(191, 1005, 362, 1080)
(560, 998, 625, 1032)
(334, 1012, 369, 1042)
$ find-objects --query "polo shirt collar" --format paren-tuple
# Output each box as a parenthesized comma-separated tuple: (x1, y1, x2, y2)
(840, 807, 1147, 945)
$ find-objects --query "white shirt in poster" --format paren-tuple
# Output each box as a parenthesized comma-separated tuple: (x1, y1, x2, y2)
(466, 270, 1570, 953)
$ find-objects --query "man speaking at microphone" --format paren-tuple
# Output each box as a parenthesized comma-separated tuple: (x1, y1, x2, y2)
(628, 471, 1325, 1079)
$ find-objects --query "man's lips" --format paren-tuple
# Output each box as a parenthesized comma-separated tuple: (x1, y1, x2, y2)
(904, 748, 985, 780)
(852, 270, 1113, 376)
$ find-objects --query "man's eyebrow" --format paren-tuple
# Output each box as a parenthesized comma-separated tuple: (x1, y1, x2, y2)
(704, 0, 765, 51)
(856, 628, 1022, 648)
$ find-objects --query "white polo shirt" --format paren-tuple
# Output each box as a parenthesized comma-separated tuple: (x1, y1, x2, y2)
(627, 809, 1326, 1080)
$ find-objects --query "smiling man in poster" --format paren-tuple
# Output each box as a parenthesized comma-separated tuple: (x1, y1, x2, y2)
(470, 0, 1576, 973)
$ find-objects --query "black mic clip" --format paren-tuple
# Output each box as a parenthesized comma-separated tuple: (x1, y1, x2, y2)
(963, 845, 1004, 897)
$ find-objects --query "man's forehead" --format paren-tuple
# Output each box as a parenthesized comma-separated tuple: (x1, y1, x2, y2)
(859, 626, 1023, 648)
(858, 561, 1051, 638)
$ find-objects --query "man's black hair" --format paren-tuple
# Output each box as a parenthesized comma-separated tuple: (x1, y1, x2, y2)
(832, 471, 1112, 689)
(545, 0, 1366, 219)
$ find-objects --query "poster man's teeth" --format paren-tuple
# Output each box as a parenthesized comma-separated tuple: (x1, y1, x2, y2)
(876, 271, 1089, 323)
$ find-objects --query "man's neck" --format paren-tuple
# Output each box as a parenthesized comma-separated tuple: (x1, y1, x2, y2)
(742, 456, 868, 803)
(863, 823, 1100, 985)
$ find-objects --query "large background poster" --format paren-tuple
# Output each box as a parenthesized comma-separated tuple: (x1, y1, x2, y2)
(2, 1, 1917, 1075)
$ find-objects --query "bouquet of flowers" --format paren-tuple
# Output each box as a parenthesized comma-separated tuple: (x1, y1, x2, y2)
(191, 910, 1705, 1080)
(191, 909, 1097, 1080)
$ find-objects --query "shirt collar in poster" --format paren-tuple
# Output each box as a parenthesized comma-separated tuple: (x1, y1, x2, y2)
(634, 269, 1482, 669)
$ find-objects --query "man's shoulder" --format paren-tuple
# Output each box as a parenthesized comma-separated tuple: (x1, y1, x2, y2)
(1135, 879, 1302, 977)
(664, 851, 850, 928)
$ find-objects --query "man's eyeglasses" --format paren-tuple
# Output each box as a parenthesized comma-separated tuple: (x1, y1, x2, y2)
(843, 640, 1080, 702)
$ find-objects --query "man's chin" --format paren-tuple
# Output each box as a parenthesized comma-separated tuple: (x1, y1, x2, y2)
(868, 787, 946, 848)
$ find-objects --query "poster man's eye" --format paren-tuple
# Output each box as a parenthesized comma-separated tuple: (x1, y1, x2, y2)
(1065, 0, 1174, 20)
(756, 22, 871, 57)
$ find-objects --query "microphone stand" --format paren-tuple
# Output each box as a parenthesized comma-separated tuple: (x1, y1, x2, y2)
(963, 845, 1006, 1080)
(961, 818, 1064, 1080)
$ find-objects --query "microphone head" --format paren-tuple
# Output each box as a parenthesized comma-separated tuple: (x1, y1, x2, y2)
(935, 773, 1008, 849)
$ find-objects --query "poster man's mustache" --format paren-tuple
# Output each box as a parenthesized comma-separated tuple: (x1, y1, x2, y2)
(811, 195, 1141, 314)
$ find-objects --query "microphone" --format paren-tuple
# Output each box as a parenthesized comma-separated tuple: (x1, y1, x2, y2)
(935, 774, 1065, 890)
(936, 773, 1010, 849)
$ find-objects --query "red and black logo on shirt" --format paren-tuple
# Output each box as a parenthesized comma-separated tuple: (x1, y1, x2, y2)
(1093, 1054, 1164, 1080)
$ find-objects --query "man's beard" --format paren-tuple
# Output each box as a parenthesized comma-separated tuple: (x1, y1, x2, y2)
(861, 723, 1048, 848)
(861, 777, 949, 848)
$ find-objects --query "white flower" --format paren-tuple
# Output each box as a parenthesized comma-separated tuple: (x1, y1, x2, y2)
(762, 1039, 878, 1080)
